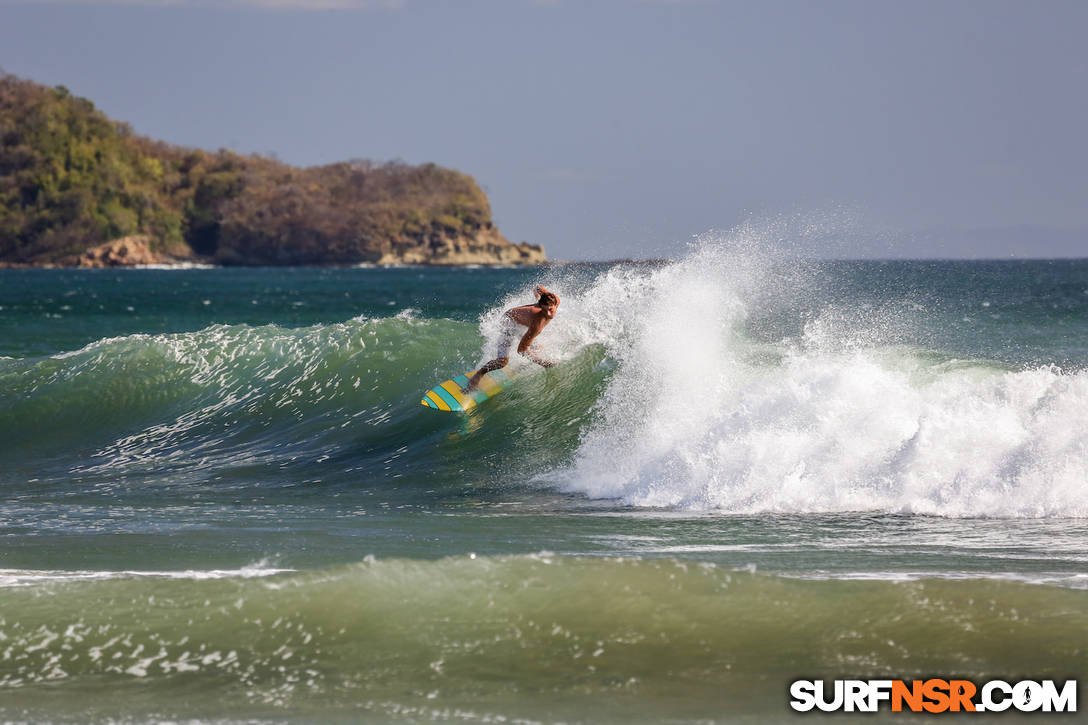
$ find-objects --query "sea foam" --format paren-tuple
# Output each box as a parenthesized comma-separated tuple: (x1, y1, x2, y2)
(540, 231, 1088, 518)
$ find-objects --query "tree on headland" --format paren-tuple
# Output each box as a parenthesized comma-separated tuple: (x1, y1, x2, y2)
(0, 75, 183, 261)
(0, 73, 541, 266)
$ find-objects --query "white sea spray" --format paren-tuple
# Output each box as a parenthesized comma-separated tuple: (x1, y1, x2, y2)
(548, 230, 1088, 517)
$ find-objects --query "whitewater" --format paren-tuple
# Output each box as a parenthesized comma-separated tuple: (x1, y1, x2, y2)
(534, 240, 1088, 517)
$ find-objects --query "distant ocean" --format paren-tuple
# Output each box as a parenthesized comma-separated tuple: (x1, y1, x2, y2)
(2, 237, 1087, 723)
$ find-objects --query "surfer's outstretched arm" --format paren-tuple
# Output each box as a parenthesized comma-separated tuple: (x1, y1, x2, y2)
(517, 328, 555, 368)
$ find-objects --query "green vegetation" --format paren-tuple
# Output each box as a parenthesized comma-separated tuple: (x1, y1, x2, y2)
(0, 73, 501, 265)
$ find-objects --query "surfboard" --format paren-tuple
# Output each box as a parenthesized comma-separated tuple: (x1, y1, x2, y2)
(420, 366, 515, 412)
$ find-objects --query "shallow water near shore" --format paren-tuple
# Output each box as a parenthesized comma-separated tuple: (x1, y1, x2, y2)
(2, 240, 1087, 723)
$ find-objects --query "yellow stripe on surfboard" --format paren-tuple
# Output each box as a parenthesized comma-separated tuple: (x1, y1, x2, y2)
(440, 380, 476, 410)
(420, 366, 516, 412)
(424, 390, 451, 411)
(476, 374, 503, 397)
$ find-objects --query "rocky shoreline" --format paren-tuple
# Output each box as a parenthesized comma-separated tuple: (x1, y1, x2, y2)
(0, 234, 547, 269)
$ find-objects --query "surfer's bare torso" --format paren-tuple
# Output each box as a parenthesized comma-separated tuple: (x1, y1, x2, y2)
(504, 299, 555, 360)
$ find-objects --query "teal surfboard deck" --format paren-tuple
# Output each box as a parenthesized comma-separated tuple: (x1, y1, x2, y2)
(420, 367, 515, 412)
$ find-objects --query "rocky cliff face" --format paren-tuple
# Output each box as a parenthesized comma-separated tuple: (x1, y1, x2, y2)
(72, 236, 168, 267)
(376, 228, 545, 266)
(49, 231, 545, 268)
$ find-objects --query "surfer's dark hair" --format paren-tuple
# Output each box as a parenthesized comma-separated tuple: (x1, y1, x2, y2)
(538, 291, 559, 307)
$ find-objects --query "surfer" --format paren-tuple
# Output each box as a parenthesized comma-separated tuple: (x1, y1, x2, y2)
(463, 286, 559, 392)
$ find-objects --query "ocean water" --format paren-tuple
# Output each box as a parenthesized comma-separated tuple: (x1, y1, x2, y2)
(2, 237, 1087, 723)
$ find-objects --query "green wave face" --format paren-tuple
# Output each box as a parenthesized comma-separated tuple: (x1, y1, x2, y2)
(0, 314, 610, 498)
(2, 555, 1085, 724)
(1, 319, 440, 475)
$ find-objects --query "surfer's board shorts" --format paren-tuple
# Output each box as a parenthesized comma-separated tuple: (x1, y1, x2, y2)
(497, 316, 521, 358)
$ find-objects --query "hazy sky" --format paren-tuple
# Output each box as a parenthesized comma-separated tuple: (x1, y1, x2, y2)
(2, 0, 1086, 260)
